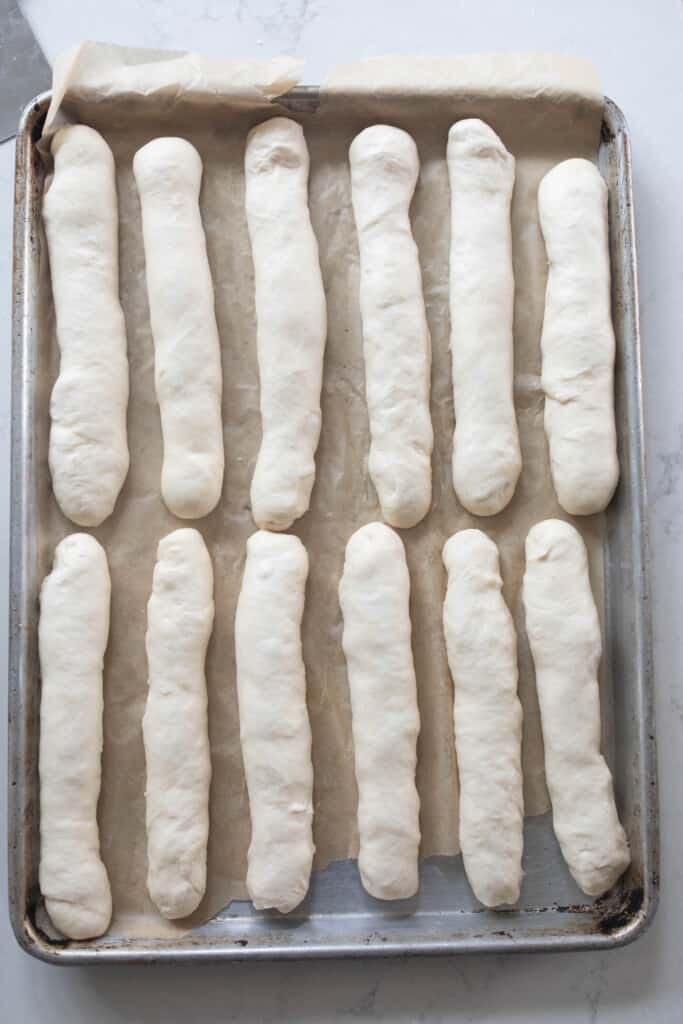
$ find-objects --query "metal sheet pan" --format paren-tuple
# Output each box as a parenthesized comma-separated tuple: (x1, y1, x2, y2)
(8, 90, 658, 963)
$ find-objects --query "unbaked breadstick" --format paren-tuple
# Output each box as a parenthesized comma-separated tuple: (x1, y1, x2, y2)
(442, 530, 523, 907)
(43, 125, 129, 527)
(234, 530, 314, 913)
(349, 125, 433, 528)
(339, 522, 421, 899)
(143, 528, 213, 919)
(447, 119, 521, 517)
(38, 533, 112, 939)
(523, 519, 630, 896)
(245, 118, 327, 531)
(134, 138, 224, 519)
(538, 159, 619, 515)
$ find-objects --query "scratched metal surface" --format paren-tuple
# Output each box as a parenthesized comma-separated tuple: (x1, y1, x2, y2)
(8, 92, 658, 963)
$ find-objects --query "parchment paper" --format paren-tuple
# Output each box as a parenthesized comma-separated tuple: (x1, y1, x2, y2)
(38, 44, 605, 938)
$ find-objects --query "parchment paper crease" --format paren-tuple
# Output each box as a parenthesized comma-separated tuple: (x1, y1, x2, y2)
(37, 43, 605, 938)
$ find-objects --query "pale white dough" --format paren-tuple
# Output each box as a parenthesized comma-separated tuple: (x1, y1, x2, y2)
(538, 158, 619, 515)
(43, 125, 129, 527)
(349, 125, 433, 528)
(245, 118, 327, 531)
(134, 137, 224, 519)
(339, 522, 421, 899)
(38, 533, 112, 939)
(447, 119, 521, 517)
(523, 519, 630, 896)
(234, 530, 315, 913)
(143, 528, 213, 919)
(442, 530, 524, 907)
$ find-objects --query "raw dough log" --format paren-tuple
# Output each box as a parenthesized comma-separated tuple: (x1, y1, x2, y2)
(538, 158, 619, 515)
(43, 125, 129, 527)
(349, 125, 433, 528)
(143, 528, 213, 919)
(234, 530, 314, 913)
(38, 533, 112, 939)
(245, 118, 327, 531)
(339, 522, 421, 899)
(134, 137, 224, 519)
(523, 519, 630, 896)
(447, 119, 521, 517)
(442, 529, 524, 907)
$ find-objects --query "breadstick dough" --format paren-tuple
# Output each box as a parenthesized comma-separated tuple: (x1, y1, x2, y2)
(538, 159, 619, 515)
(43, 125, 129, 527)
(349, 125, 433, 528)
(442, 530, 524, 907)
(38, 533, 112, 939)
(234, 530, 315, 913)
(523, 519, 630, 896)
(143, 528, 213, 919)
(245, 118, 327, 532)
(134, 137, 224, 519)
(339, 522, 421, 900)
(447, 119, 521, 517)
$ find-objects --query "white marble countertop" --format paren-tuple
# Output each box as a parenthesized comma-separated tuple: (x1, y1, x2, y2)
(1, 1, 681, 1020)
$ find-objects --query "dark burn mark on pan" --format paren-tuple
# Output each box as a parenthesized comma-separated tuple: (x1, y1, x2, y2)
(31, 110, 46, 145)
(600, 118, 615, 146)
(596, 885, 644, 935)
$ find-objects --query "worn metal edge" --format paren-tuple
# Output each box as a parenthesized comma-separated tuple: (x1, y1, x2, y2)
(8, 92, 50, 958)
(602, 97, 660, 944)
(8, 912, 660, 965)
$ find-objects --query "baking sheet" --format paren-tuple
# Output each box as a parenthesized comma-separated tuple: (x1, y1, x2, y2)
(36, 44, 605, 939)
